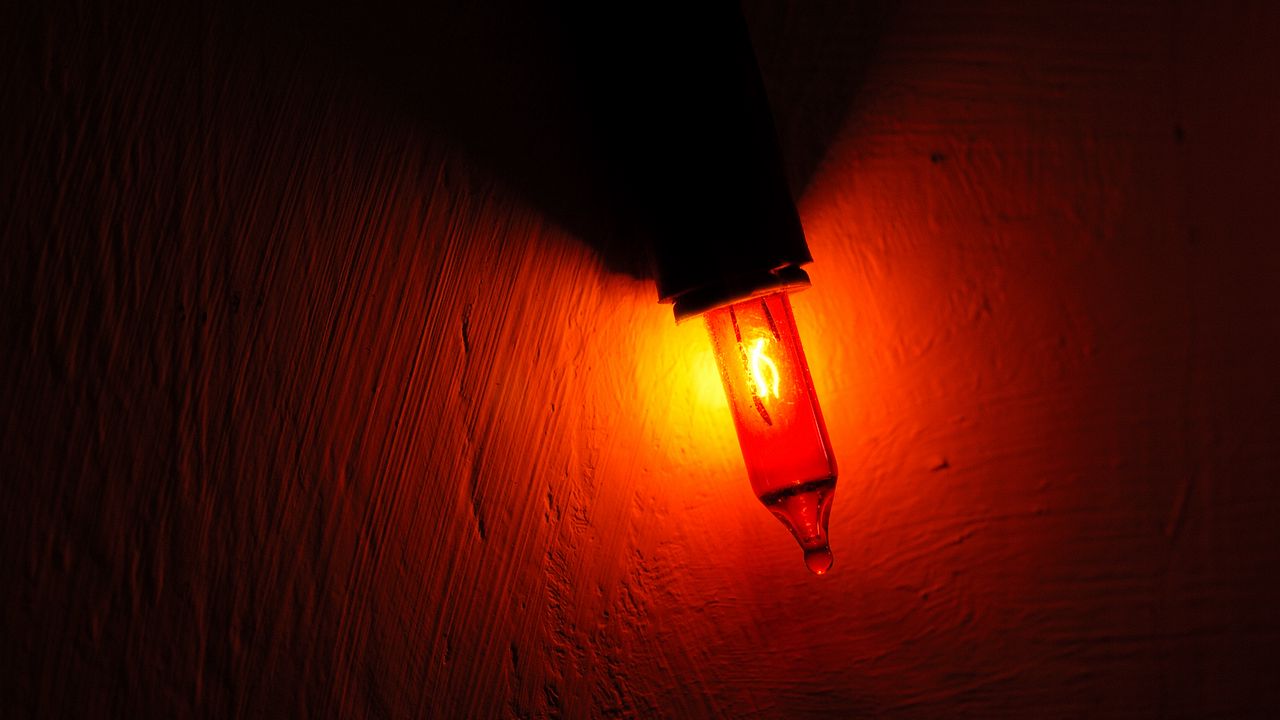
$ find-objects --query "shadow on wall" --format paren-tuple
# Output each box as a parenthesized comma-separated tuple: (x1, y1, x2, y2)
(262, 0, 895, 283)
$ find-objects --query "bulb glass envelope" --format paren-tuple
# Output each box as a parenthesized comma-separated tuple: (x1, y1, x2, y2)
(705, 292, 838, 572)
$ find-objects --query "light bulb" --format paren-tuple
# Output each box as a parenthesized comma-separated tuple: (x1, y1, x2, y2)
(704, 291, 838, 574)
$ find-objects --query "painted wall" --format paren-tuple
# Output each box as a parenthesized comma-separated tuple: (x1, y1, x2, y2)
(3, 1, 1278, 717)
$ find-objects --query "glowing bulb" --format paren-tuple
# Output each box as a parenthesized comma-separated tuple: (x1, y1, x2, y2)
(705, 291, 838, 574)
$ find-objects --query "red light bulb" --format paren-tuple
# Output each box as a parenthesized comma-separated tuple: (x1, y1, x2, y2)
(705, 291, 838, 574)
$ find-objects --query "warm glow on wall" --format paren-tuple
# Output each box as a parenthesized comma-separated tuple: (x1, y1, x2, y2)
(704, 291, 838, 573)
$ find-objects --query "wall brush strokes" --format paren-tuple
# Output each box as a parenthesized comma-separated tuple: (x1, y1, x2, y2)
(3, 0, 1279, 717)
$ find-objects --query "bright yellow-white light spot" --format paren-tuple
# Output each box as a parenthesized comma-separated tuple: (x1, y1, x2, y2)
(748, 338, 780, 399)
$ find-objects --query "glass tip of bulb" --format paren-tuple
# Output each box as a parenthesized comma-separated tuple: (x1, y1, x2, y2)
(804, 546, 834, 575)
(760, 477, 837, 576)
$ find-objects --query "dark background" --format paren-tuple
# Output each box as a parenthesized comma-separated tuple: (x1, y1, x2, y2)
(3, 0, 1279, 717)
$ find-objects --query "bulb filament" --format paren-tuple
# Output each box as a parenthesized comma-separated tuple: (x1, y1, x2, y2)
(749, 338, 780, 399)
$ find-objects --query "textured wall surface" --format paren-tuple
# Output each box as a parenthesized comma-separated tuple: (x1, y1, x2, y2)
(3, 1, 1279, 717)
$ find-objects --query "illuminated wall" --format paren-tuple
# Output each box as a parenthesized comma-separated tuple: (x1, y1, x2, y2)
(3, 1, 1278, 717)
